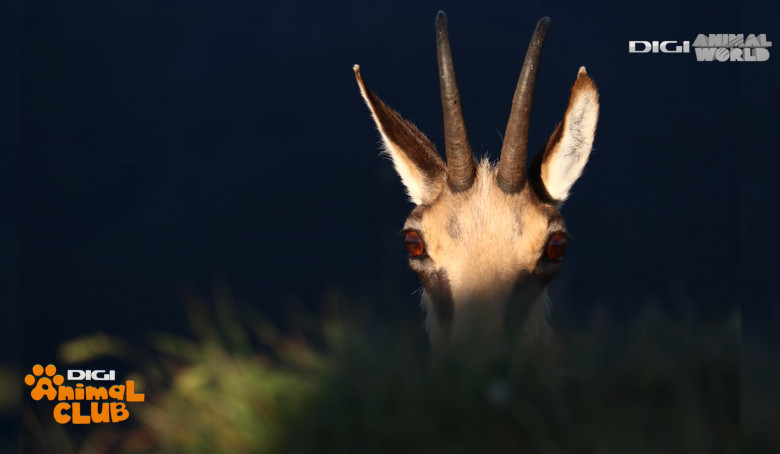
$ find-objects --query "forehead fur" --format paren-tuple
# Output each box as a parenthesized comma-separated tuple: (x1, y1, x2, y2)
(406, 159, 562, 299)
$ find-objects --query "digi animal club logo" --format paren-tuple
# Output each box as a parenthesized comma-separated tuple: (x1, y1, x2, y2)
(629, 34, 771, 62)
(25, 364, 145, 424)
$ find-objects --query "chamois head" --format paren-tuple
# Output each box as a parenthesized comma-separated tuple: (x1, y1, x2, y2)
(354, 12, 599, 360)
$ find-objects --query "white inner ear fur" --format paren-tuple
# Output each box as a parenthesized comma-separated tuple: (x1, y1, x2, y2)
(354, 66, 437, 206)
(379, 137, 427, 205)
(542, 67, 599, 202)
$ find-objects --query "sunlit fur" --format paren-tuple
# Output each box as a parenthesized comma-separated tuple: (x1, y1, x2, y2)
(541, 67, 599, 202)
(403, 159, 563, 360)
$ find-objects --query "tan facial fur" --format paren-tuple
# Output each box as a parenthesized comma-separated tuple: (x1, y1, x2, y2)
(404, 160, 564, 354)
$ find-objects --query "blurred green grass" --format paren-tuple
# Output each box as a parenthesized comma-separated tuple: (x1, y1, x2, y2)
(22, 293, 748, 453)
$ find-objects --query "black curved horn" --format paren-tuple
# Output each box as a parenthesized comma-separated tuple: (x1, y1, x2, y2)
(436, 11, 476, 192)
(496, 17, 550, 193)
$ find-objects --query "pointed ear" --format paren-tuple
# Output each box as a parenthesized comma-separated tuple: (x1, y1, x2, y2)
(533, 67, 599, 203)
(354, 65, 446, 205)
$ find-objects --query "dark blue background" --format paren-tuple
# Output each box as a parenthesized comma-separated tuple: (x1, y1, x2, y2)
(18, 0, 779, 361)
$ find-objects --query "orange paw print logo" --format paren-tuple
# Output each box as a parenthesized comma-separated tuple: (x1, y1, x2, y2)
(24, 364, 64, 401)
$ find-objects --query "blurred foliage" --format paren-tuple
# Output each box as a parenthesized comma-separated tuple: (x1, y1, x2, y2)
(1, 364, 21, 454)
(0, 364, 20, 415)
(742, 332, 780, 453)
(22, 293, 747, 453)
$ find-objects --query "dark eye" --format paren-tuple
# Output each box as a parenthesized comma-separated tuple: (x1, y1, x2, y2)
(404, 231, 425, 257)
(546, 233, 567, 260)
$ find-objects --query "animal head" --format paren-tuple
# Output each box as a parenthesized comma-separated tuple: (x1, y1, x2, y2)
(354, 12, 599, 358)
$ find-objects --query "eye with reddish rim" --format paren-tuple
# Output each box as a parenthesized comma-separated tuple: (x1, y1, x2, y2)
(545, 233, 567, 260)
(404, 231, 425, 257)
